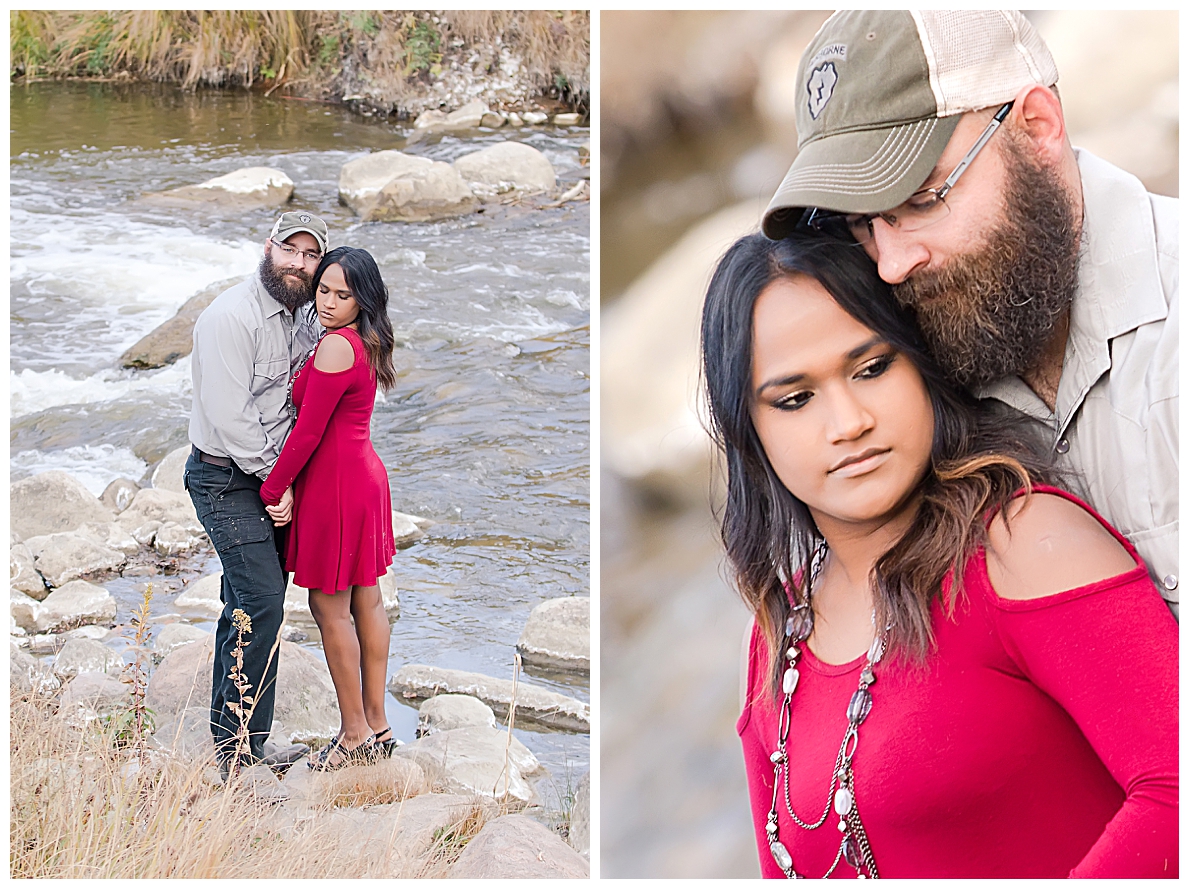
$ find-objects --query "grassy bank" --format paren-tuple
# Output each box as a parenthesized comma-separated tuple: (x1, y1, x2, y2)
(11, 10, 589, 117)
(10, 689, 492, 878)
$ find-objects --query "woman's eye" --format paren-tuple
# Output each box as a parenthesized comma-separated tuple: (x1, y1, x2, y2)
(773, 391, 812, 411)
(857, 354, 894, 379)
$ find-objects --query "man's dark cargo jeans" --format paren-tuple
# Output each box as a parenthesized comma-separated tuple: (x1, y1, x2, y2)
(184, 452, 287, 767)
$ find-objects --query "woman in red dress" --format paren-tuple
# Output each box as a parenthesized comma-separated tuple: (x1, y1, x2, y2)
(260, 246, 398, 770)
(699, 232, 1177, 877)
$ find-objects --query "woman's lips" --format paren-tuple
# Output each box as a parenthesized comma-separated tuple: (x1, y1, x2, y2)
(829, 448, 891, 478)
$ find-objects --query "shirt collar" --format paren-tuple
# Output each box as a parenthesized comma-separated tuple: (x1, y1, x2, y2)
(975, 148, 1166, 429)
(251, 271, 291, 320)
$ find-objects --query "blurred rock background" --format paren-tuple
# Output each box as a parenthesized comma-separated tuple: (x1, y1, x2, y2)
(600, 10, 1178, 879)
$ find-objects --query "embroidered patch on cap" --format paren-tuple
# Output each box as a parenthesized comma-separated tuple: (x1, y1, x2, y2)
(299, 213, 311, 223)
(807, 62, 838, 120)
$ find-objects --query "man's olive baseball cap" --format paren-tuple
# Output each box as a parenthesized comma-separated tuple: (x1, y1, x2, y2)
(763, 10, 1058, 239)
(270, 211, 329, 254)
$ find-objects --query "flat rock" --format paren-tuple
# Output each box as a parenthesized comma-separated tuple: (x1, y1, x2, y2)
(175, 573, 223, 615)
(10, 540, 47, 598)
(75, 521, 141, 558)
(52, 636, 122, 680)
(32, 532, 126, 588)
(147, 634, 339, 746)
(338, 150, 476, 222)
(392, 510, 429, 548)
(153, 623, 211, 660)
(448, 814, 590, 878)
(119, 278, 238, 369)
(59, 670, 132, 719)
(284, 754, 428, 809)
(35, 579, 117, 634)
(151, 445, 192, 493)
(390, 664, 589, 733)
(394, 725, 540, 805)
(11, 471, 115, 538)
(454, 141, 557, 198)
(554, 112, 583, 126)
(116, 488, 199, 532)
(522, 111, 549, 125)
(153, 521, 206, 556)
(417, 693, 496, 736)
(144, 166, 294, 210)
(516, 596, 590, 675)
(11, 589, 46, 634)
(100, 477, 140, 513)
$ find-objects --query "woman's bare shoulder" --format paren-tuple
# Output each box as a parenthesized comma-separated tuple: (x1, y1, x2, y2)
(313, 332, 357, 372)
(985, 492, 1138, 601)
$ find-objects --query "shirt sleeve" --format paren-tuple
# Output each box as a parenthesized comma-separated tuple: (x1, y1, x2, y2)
(991, 570, 1178, 878)
(258, 360, 353, 506)
(193, 309, 281, 477)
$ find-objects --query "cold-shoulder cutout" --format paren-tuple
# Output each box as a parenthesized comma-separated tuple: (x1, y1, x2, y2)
(312, 331, 357, 373)
(985, 491, 1140, 602)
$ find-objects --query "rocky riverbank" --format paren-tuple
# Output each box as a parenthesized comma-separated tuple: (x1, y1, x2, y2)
(11, 11, 589, 123)
(11, 453, 590, 875)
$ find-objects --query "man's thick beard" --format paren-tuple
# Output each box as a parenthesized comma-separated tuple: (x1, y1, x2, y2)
(259, 252, 314, 313)
(892, 133, 1081, 390)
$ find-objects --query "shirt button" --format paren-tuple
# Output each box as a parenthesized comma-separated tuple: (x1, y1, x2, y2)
(1054, 438, 1070, 455)
(1163, 574, 1178, 591)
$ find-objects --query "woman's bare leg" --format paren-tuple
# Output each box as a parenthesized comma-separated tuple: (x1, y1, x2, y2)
(308, 588, 371, 748)
(350, 584, 391, 734)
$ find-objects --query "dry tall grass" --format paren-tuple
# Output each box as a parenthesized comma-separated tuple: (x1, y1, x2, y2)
(10, 10, 589, 109)
(10, 690, 491, 878)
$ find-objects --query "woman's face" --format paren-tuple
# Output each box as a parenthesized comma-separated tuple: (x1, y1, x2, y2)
(316, 263, 361, 330)
(749, 273, 934, 534)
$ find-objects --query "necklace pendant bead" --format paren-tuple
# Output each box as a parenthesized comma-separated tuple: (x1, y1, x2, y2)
(769, 839, 793, 872)
(842, 834, 864, 869)
(834, 786, 854, 816)
(847, 687, 873, 724)
(860, 665, 876, 686)
(782, 667, 800, 695)
(838, 819, 848, 833)
(868, 636, 885, 664)
(770, 749, 787, 765)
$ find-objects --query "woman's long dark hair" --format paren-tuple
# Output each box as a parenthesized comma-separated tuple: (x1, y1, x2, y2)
(700, 232, 1059, 698)
(311, 246, 397, 390)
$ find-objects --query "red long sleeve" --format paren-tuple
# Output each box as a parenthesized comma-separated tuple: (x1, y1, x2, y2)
(738, 486, 1178, 878)
(259, 362, 353, 506)
(992, 573, 1178, 877)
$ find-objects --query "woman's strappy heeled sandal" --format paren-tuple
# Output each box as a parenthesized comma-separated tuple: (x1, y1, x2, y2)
(370, 727, 397, 761)
(308, 733, 376, 772)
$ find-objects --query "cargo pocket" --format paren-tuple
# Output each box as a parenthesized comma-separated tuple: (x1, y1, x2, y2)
(208, 514, 273, 552)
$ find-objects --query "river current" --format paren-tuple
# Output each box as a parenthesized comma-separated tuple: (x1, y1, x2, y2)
(10, 82, 590, 806)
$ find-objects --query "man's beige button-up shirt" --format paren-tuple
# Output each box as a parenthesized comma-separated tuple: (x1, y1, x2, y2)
(976, 149, 1178, 616)
(189, 272, 321, 479)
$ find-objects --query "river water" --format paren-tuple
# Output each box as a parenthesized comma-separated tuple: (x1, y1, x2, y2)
(10, 82, 590, 808)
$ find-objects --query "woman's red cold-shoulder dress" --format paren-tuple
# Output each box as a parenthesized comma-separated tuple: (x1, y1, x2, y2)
(260, 326, 395, 592)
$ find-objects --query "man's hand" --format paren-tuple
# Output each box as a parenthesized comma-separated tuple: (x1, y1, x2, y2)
(266, 487, 293, 526)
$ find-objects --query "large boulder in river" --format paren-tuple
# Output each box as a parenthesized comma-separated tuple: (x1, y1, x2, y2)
(29, 532, 126, 588)
(147, 634, 340, 746)
(394, 725, 542, 805)
(100, 477, 140, 514)
(417, 694, 496, 736)
(516, 596, 589, 675)
(449, 814, 591, 878)
(11, 471, 115, 539)
(390, 664, 589, 733)
(25, 579, 117, 634)
(453, 142, 557, 198)
(119, 277, 240, 369)
(144, 167, 294, 210)
(151, 445, 191, 494)
(117, 488, 199, 533)
(338, 151, 476, 222)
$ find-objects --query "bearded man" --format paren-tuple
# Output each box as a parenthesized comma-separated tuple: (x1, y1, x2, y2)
(763, 10, 1178, 616)
(185, 211, 329, 782)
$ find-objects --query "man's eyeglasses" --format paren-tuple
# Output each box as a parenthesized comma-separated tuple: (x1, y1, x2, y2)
(269, 238, 323, 264)
(806, 101, 1014, 246)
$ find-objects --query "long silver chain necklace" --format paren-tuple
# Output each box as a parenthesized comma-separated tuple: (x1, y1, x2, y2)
(766, 542, 885, 879)
(286, 329, 327, 421)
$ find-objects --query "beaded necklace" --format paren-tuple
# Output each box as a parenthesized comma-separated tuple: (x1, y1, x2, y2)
(286, 330, 326, 421)
(765, 543, 884, 879)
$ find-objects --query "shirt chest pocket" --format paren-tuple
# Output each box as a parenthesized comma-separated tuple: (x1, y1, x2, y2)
(250, 357, 288, 399)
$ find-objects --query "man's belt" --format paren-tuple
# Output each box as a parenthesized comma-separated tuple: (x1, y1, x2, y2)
(191, 446, 232, 468)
